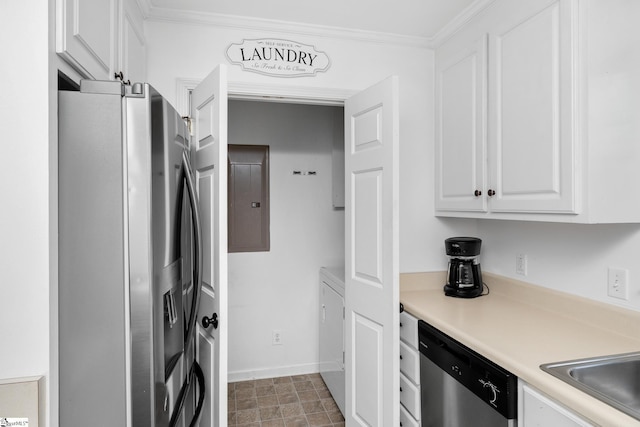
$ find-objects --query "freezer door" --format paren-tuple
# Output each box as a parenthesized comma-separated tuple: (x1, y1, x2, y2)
(58, 88, 129, 427)
(126, 85, 192, 426)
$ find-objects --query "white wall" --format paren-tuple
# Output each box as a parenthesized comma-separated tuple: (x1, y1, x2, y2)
(0, 0, 57, 424)
(226, 100, 343, 379)
(475, 220, 640, 311)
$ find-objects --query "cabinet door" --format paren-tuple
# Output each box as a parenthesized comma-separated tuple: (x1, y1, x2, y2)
(488, 0, 577, 214)
(56, 0, 116, 79)
(435, 36, 488, 212)
(519, 382, 593, 427)
(320, 282, 345, 373)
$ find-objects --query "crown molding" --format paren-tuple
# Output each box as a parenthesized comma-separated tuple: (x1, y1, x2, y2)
(140, 0, 497, 50)
(143, 6, 431, 48)
(428, 0, 498, 48)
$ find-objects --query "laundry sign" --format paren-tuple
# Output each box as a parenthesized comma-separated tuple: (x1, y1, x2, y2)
(226, 38, 331, 77)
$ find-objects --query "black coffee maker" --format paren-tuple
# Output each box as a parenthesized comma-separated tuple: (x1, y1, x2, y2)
(444, 237, 483, 298)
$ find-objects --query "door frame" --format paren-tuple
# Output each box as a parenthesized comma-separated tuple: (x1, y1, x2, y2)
(177, 77, 399, 423)
(176, 78, 357, 115)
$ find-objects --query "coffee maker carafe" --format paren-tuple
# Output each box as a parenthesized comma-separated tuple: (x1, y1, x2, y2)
(444, 237, 483, 298)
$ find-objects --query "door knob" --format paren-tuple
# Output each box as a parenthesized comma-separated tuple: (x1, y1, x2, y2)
(488, 189, 496, 197)
(474, 190, 482, 197)
(202, 312, 218, 329)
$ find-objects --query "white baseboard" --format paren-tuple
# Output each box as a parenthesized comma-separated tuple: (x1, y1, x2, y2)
(228, 363, 320, 383)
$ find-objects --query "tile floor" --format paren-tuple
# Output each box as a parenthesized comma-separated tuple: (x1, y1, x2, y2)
(228, 373, 345, 427)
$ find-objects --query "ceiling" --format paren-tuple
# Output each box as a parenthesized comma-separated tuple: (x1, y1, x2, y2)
(147, 0, 479, 40)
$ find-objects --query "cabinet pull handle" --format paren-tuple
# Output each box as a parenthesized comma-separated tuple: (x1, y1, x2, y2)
(400, 354, 403, 360)
(474, 190, 482, 197)
(488, 189, 496, 197)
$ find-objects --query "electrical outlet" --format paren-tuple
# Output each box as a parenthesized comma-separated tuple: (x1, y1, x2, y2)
(272, 330, 283, 345)
(516, 254, 528, 276)
(608, 268, 629, 300)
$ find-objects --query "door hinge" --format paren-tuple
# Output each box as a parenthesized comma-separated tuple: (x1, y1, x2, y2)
(182, 116, 194, 136)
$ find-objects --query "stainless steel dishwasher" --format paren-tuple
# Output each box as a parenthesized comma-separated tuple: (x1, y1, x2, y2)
(418, 320, 517, 426)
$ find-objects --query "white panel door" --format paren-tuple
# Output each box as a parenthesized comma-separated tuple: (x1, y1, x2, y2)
(345, 76, 400, 427)
(488, 0, 577, 213)
(191, 65, 228, 427)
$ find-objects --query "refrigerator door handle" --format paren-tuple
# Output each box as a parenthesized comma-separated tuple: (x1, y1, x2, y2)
(182, 150, 203, 358)
(169, 360, 206, 427)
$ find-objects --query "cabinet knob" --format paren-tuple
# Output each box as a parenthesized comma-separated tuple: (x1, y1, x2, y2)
(488, 189, 496, 197)
(114, 71, 131, 86)
(474, 190, 482, 197)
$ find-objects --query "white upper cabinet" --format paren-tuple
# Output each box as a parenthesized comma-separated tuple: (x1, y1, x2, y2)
(57, 0, 146, 82)
(57, 0, 116, 79)
(435, 0, 640, 223)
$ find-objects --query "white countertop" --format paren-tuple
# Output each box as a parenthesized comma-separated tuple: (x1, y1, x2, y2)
(400, 271, 640, 426)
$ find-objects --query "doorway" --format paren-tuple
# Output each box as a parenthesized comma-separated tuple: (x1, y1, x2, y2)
(227, 99, 345, 381)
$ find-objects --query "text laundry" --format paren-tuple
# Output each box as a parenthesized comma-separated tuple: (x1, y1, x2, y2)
(240, 47, 318, 66)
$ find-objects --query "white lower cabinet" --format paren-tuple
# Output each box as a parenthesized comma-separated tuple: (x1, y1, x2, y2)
(319, 268, 345, 416)
(399, 311, 420, 426)
(518, 380, 594, 427)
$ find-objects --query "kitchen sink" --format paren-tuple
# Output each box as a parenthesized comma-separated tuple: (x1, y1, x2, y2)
(541, 352, 640, 421)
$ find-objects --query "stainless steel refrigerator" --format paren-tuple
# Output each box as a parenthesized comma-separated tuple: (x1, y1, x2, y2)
(58, 80, 204, 427)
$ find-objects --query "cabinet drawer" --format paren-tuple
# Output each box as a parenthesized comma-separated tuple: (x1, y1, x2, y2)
(400, 403, 420, 427)
(400, 372, 421, 420)
(399, 340, 420, 384)
(400, 311, 418, 349)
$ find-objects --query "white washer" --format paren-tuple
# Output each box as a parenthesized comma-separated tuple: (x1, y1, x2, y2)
(319, 266, 345, 415)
